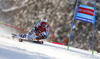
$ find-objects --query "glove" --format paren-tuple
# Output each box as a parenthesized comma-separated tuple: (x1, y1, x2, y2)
(36, 33, 39, 36)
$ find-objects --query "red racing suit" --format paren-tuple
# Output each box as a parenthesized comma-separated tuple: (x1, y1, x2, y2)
(34, 21, 50, 39)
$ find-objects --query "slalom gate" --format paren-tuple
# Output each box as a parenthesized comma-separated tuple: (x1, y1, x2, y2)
(67, 0, 96, 55)
(50, 35, 65, 45)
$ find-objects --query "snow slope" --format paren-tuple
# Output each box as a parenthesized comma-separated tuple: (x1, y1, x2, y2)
(0, 35, 100, 59)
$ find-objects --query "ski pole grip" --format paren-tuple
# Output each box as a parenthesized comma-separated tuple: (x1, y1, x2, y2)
(36, 33, 39, 36)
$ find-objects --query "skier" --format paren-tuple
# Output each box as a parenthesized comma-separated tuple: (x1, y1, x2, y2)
(12, 17, 50, 43)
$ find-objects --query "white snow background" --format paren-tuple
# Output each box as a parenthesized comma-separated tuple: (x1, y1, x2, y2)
(0, 26, 100, 59)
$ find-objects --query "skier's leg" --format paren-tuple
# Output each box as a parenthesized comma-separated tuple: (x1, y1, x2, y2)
(39, 32, 47, 39)
(13, 34, 27, 39)
(13, 28, 38, 40)
(12, 28, 35, 39)
(35, 32, 47, 41)
(26, 28, 38, 40)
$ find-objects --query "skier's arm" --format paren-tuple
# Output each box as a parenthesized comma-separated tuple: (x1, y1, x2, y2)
(34, 21, 41, 32)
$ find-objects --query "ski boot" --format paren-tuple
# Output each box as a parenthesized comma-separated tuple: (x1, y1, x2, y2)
(36, 37, 43, 44)
(19, 39, 23, 42)
(12, 33, 23, 42)
(12, 33, 17, 38)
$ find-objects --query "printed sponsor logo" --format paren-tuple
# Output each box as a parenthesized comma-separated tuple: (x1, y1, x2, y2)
(76, 16, 92, 23)
(78, 7, 94, 16)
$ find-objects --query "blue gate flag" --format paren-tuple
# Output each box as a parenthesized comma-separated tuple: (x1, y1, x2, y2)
(67, 0, 96, 55)
(76, 4, 95, 24)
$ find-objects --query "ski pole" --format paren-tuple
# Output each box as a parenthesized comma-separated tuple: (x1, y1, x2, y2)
(0, 22, 37, 35)
(0, 22, 25, 31)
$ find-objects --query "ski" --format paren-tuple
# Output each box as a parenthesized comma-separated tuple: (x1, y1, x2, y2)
(18, 39, 43, 44)
(12, 33, 43, 44)
(33, 41, 44, 44)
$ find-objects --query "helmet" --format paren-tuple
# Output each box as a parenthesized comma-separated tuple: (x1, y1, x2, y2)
(41, 17, 47, 26)
(41, 17, 47, 22)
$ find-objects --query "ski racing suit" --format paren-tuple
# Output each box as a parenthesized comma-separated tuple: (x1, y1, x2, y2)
(15, 21, 50, 40)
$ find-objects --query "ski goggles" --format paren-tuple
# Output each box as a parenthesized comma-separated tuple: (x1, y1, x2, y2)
(42, 22, 47, 25)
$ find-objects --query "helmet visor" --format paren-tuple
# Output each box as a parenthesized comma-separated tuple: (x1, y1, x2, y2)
(42, 22, 47, 26)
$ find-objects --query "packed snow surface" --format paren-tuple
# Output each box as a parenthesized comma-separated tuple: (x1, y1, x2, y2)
(0, 35, 100, 59)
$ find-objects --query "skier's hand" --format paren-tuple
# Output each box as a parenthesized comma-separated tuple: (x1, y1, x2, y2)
(36, 33, 39, 36)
